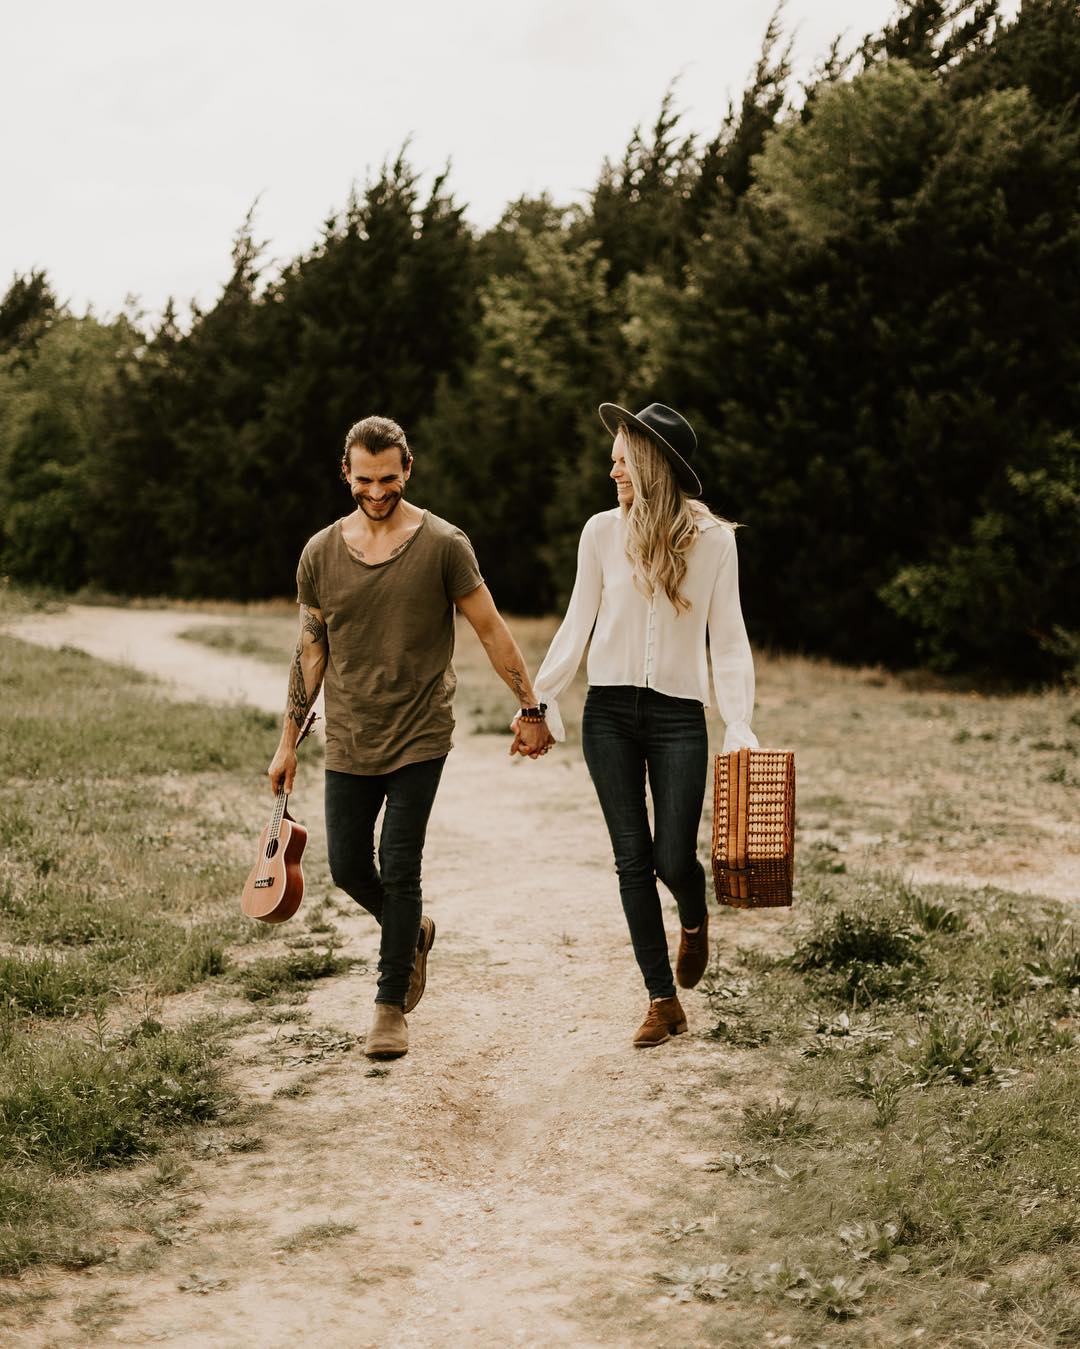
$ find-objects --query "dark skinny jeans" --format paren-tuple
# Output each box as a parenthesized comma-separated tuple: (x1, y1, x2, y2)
(582, 686, 709, 1001)
(324, 756, 446, 1007)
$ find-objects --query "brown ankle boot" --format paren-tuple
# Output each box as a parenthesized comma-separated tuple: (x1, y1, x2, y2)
(676, 913, 710, 989)
(633, 995, 688, 1048)
(404, 915, 435, 1014)
(365, 1003, 408, 1059)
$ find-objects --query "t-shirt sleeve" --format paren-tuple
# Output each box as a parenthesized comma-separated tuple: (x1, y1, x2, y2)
(296, 546, 320, 608)
(444, 529, 484, 600)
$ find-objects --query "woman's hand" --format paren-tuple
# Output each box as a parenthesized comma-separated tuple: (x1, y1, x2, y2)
(509, 716, 555, 759)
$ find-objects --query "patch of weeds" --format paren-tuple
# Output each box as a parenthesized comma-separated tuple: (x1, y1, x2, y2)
(801, 1011, 895, 1059)
(907, 891, 966, 934)
(741, 1098, 824, 1146)
(845, 1064, 909, 1128)
(908, 1016, 1000, 1087)
(273, 1078, 314, 1099)
(1024, 923, 1080, 991)
(234, 948, 354, 1002)
(749, 1263, 869, 1319)
(787, 907, 924, 1004)
(166, 933, 229, 989)
(655, 1262, 739, 1303)
(0, 1019, 227, 1168)
(655, 1260, 868, 1318)
(837, 1220, 910, 1269)
(703, 1014, 771, 1048)
(804, 840, 847, 874)
(278, 1220, 358, 1254)
(304, 905, 339, 936)
(734, 947, 780, 973)
(71, 1288, 133, 1334)
(654, 1215, 717, 1243)
(0, 953, 110, 1017)
(0, 1169, 108, 1276)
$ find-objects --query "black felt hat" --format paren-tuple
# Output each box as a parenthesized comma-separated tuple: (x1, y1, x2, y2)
(598, 401, 702, 497)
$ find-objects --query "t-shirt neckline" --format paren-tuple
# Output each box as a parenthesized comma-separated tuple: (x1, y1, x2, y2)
(337, 509, 429, 570)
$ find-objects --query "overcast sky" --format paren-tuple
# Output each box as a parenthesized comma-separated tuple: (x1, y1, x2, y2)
(2, 1, 1015, 320)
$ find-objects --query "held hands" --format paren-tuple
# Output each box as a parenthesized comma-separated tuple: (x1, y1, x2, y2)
(509, 715, 555, 760)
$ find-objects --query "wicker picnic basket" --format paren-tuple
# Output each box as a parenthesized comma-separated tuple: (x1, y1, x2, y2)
(711, 747, 796, 908)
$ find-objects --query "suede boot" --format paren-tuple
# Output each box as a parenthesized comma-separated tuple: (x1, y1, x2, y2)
(404, 915, 436, 1014)
(633, 995, 688, 1048)
(365, 1003, 408, 1059)
(676, 913, 710, 989)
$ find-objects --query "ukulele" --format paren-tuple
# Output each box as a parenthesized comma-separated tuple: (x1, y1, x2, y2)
(241, 710, 318, 923)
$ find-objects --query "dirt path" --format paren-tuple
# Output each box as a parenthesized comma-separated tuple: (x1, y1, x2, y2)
(4, 607, 782, 1348)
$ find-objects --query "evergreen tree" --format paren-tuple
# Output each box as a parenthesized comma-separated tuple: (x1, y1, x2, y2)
(418, 230, 625, 610)
(0, 270, 59, 366)
(0, 310, 138, 588)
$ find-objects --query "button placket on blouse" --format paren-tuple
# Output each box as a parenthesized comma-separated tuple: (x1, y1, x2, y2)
(644, 595, 657, 687)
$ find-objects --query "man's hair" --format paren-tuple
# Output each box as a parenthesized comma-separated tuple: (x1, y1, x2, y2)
(340, 416, 412, 480)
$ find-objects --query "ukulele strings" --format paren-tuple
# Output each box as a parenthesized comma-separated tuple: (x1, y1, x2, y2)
(255, 714, 314, 887)
(256, 790, 288, 886)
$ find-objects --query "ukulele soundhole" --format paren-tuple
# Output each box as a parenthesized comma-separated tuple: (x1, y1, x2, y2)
(264, 838, 280, 861)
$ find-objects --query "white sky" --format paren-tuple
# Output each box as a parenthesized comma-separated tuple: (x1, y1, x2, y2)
(2, 1, 1015, 319)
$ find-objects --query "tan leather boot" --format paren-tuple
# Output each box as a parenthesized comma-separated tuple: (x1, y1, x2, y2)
(676, 913, 710, 989)
(365, 1003, 408, 1059)
(633, 995, 688, 1048)
(404, 915, 436, 1014)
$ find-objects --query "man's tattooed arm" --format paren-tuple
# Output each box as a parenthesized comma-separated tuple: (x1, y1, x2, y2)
(286, 605, 328, 730)
(504, 664, 529, 705)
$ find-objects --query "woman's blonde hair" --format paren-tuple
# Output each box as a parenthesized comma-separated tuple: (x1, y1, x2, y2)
(620, 425, 715, 614)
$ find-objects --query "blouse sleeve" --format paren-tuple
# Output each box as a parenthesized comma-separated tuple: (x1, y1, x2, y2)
(532, 517, 603, 741)
(707, 528, 759, 753)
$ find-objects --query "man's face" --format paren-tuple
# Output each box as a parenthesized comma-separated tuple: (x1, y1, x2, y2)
(346, 446, 412, 521)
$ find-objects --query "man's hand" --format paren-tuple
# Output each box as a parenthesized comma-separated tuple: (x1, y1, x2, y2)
(268, 744, 298, 796)
(509, 716, 555, 759)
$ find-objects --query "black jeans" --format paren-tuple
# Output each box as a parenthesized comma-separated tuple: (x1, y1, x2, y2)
(582, 686, 709, 1000)
(324, 756, 446, 1007)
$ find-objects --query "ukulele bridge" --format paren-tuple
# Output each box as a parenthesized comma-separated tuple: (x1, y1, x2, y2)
(254, 877, 274, 889)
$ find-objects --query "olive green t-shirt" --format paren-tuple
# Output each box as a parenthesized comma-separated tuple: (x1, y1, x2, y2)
(295, 511, 483, 775)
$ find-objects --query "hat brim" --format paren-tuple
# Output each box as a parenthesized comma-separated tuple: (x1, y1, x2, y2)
(598, 402, 702, 497)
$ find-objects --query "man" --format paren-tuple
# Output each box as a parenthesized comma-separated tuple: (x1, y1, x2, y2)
(268, 415, 553, 1060)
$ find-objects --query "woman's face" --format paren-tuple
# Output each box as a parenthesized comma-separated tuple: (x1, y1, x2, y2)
(610, 431, 634, 507)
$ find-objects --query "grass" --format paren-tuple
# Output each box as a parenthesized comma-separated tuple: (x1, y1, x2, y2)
(233, 948, 355, 1002)
(0, 631, 285, 1280)
(643, 863, 1080, 1345)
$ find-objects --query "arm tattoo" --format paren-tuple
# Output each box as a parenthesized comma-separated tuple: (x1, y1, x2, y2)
(287, 642, 311, 729)
(504, 664, 529, 704)
(302, 609, 327, 644)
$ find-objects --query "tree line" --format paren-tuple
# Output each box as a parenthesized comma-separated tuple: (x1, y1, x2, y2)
(1, 1, 1077, 683)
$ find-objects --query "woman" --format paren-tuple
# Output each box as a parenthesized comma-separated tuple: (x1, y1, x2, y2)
(523, 402, 758, 1047)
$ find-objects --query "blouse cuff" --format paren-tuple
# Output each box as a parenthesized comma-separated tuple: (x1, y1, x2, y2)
(721, 721, 759, 754)
(540, 695, 566, 743)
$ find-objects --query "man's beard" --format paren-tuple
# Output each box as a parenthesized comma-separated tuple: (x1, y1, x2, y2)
(355, 491, 402, 520)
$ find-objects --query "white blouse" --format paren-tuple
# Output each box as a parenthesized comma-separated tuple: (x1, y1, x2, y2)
(534, 508, 758, 752)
